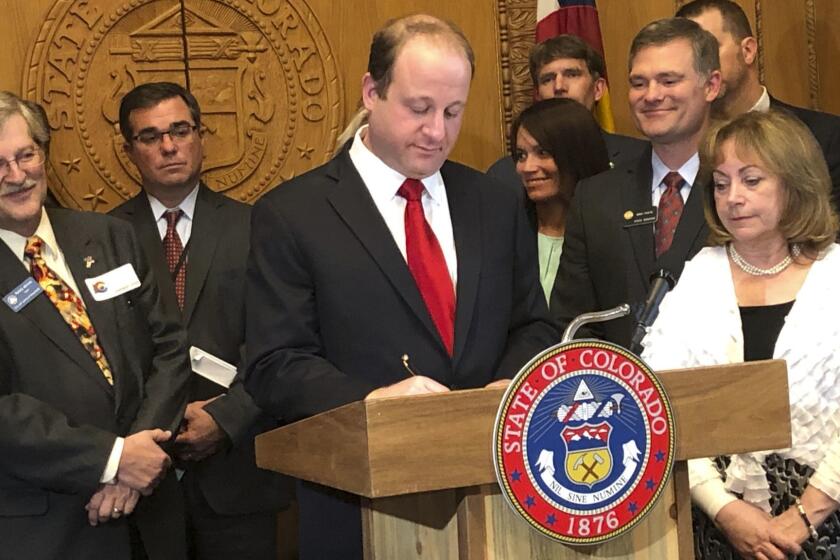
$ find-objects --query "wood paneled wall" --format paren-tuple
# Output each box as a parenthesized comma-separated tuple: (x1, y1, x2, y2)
(0, 0, 837, 203)
(0, 0, 505, 209)
(504, 0, 840, 152)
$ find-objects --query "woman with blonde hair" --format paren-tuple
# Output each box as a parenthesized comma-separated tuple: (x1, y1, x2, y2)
(642, 109, 840, 559)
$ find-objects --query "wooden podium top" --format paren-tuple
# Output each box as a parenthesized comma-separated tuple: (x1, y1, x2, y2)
(255, 360, 790, 498)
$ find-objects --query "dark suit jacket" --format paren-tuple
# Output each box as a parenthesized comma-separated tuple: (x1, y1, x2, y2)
(770, 96, 840, 211)
(245, 149, 557, 557)
(110, 185, 288, 516)
(549, 146, 709, 348)
(0, 208, 190, 560)
(486, 130, 648, 193)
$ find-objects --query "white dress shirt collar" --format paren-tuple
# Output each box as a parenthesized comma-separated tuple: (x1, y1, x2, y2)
(146, 183, 199, 242)
(0, 209, 83, 295)
(347, 125, 457, 286)
(348, 125, 446, 205)
(147, 183, 200, 223)
(749, 86, 771, 113)
(650, 150, 699, 205)
(0, 208, 60, 262)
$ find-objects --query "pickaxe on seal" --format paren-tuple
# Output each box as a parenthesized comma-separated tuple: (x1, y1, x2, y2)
(573, 453, 605, 482)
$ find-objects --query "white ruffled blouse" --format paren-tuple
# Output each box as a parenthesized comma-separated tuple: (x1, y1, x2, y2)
(641, 244, 840, 519)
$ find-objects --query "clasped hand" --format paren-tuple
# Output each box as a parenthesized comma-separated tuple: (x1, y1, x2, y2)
(715, 500, 805, 559)
(85, 428, 172, 525)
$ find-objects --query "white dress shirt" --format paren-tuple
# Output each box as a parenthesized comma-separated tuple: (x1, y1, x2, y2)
(650, 150, 699, 207)
(0, 209, 123, 483)
(349, 126, 458, 287)
(147, 183, 199, 243)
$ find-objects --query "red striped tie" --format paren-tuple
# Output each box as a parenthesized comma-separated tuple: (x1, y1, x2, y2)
(398, 179, 455, 355)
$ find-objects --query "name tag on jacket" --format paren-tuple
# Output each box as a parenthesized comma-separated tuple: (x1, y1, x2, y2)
(84, 263, 141, 301)
(3, 277, 43, 312)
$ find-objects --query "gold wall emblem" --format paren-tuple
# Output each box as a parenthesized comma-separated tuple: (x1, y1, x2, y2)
(24, 0, 343, 210)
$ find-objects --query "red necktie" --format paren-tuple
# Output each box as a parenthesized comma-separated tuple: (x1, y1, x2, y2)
(398, 179, 455, 355)
(163, 209, 186, 309)
(655, 172, 685, 257)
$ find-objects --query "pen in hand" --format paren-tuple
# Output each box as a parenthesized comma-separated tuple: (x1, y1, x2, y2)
(401, 354, 419, 377)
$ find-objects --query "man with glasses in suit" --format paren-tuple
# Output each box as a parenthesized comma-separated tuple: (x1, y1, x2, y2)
(111, 82, 288, 560)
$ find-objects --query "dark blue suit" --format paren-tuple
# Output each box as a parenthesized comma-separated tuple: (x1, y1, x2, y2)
(245, 147, 557, 558)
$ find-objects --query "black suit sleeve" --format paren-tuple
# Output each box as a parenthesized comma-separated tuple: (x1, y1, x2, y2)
(203, 376, 263, 445)
(244, 196, 379, 421)
(549, 181, 604, 341)
(203, 270, 264, 446)
(0, 361, 115, 493)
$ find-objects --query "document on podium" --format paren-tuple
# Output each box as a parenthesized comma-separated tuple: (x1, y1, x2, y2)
(189, 346, 237, 388)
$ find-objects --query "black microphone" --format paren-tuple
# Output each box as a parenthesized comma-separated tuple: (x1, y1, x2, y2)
(629, 269, 677, 354)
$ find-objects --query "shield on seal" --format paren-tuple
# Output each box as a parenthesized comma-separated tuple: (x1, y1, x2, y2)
(562, 422, 613, 488)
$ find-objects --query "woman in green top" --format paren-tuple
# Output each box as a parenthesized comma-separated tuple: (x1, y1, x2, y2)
(511, 98, 611, 304)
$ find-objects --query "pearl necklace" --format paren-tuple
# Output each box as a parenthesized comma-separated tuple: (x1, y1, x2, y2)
(728, 243, 801, 276)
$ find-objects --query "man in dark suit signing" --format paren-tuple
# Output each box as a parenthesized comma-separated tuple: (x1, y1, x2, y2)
(677, 0, 840, 210)
(0, 91, 190, 559)
(550, 18, 722, 348)
(245, 14, 557, 559)
(487, 34, 647, 188)
(110, 82, 288, 560)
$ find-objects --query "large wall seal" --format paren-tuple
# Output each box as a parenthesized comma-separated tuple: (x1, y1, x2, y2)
(23, 0, 342, 210)
(494, 341, 675, 545)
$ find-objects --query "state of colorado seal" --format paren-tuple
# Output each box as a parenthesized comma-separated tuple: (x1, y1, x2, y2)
(493, 341, 675, 545)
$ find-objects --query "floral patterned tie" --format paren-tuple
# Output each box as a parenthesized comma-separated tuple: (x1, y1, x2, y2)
(24, 236, 113, 385)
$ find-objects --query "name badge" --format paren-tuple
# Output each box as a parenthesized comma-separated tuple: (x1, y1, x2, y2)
(84, 263, 141, 301)
(622, 207, 658, 228)
(3, 277, 43, 312)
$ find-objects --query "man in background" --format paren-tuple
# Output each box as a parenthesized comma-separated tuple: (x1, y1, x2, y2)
(677, 0, 840, 209)
(487, 34, 646, 188)
(111, 82, 288, 560)
(245, 14, 556, 559)
(550, 18, 721, 347)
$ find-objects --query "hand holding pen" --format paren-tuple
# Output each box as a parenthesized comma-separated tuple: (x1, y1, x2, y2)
(364, 354, 450, 400)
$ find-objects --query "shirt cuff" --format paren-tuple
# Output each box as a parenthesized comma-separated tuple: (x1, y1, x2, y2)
(809, 464, 840, 504)
(691, 477, 738, 520)
(99, 437, 124, 484)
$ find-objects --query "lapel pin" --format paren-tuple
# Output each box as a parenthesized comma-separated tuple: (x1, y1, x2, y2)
(623, 210, 634, 221)
(84, 256, 96, 269)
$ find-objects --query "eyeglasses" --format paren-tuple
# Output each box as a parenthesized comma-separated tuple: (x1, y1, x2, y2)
(132, 123, 199, 146)
(0, 147, 45, 181)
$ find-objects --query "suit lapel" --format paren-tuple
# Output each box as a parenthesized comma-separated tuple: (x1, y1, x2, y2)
(51, 211, 121, 400)
(182, 184, 221, 325)
(620, 152, 657, 286)
(443, 164, 480, 365)
(326, 153, 443, 349)
(602, 131, 622, 166)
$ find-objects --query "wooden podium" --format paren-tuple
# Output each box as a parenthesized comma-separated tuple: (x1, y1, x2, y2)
(256, 360, 790, 559)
